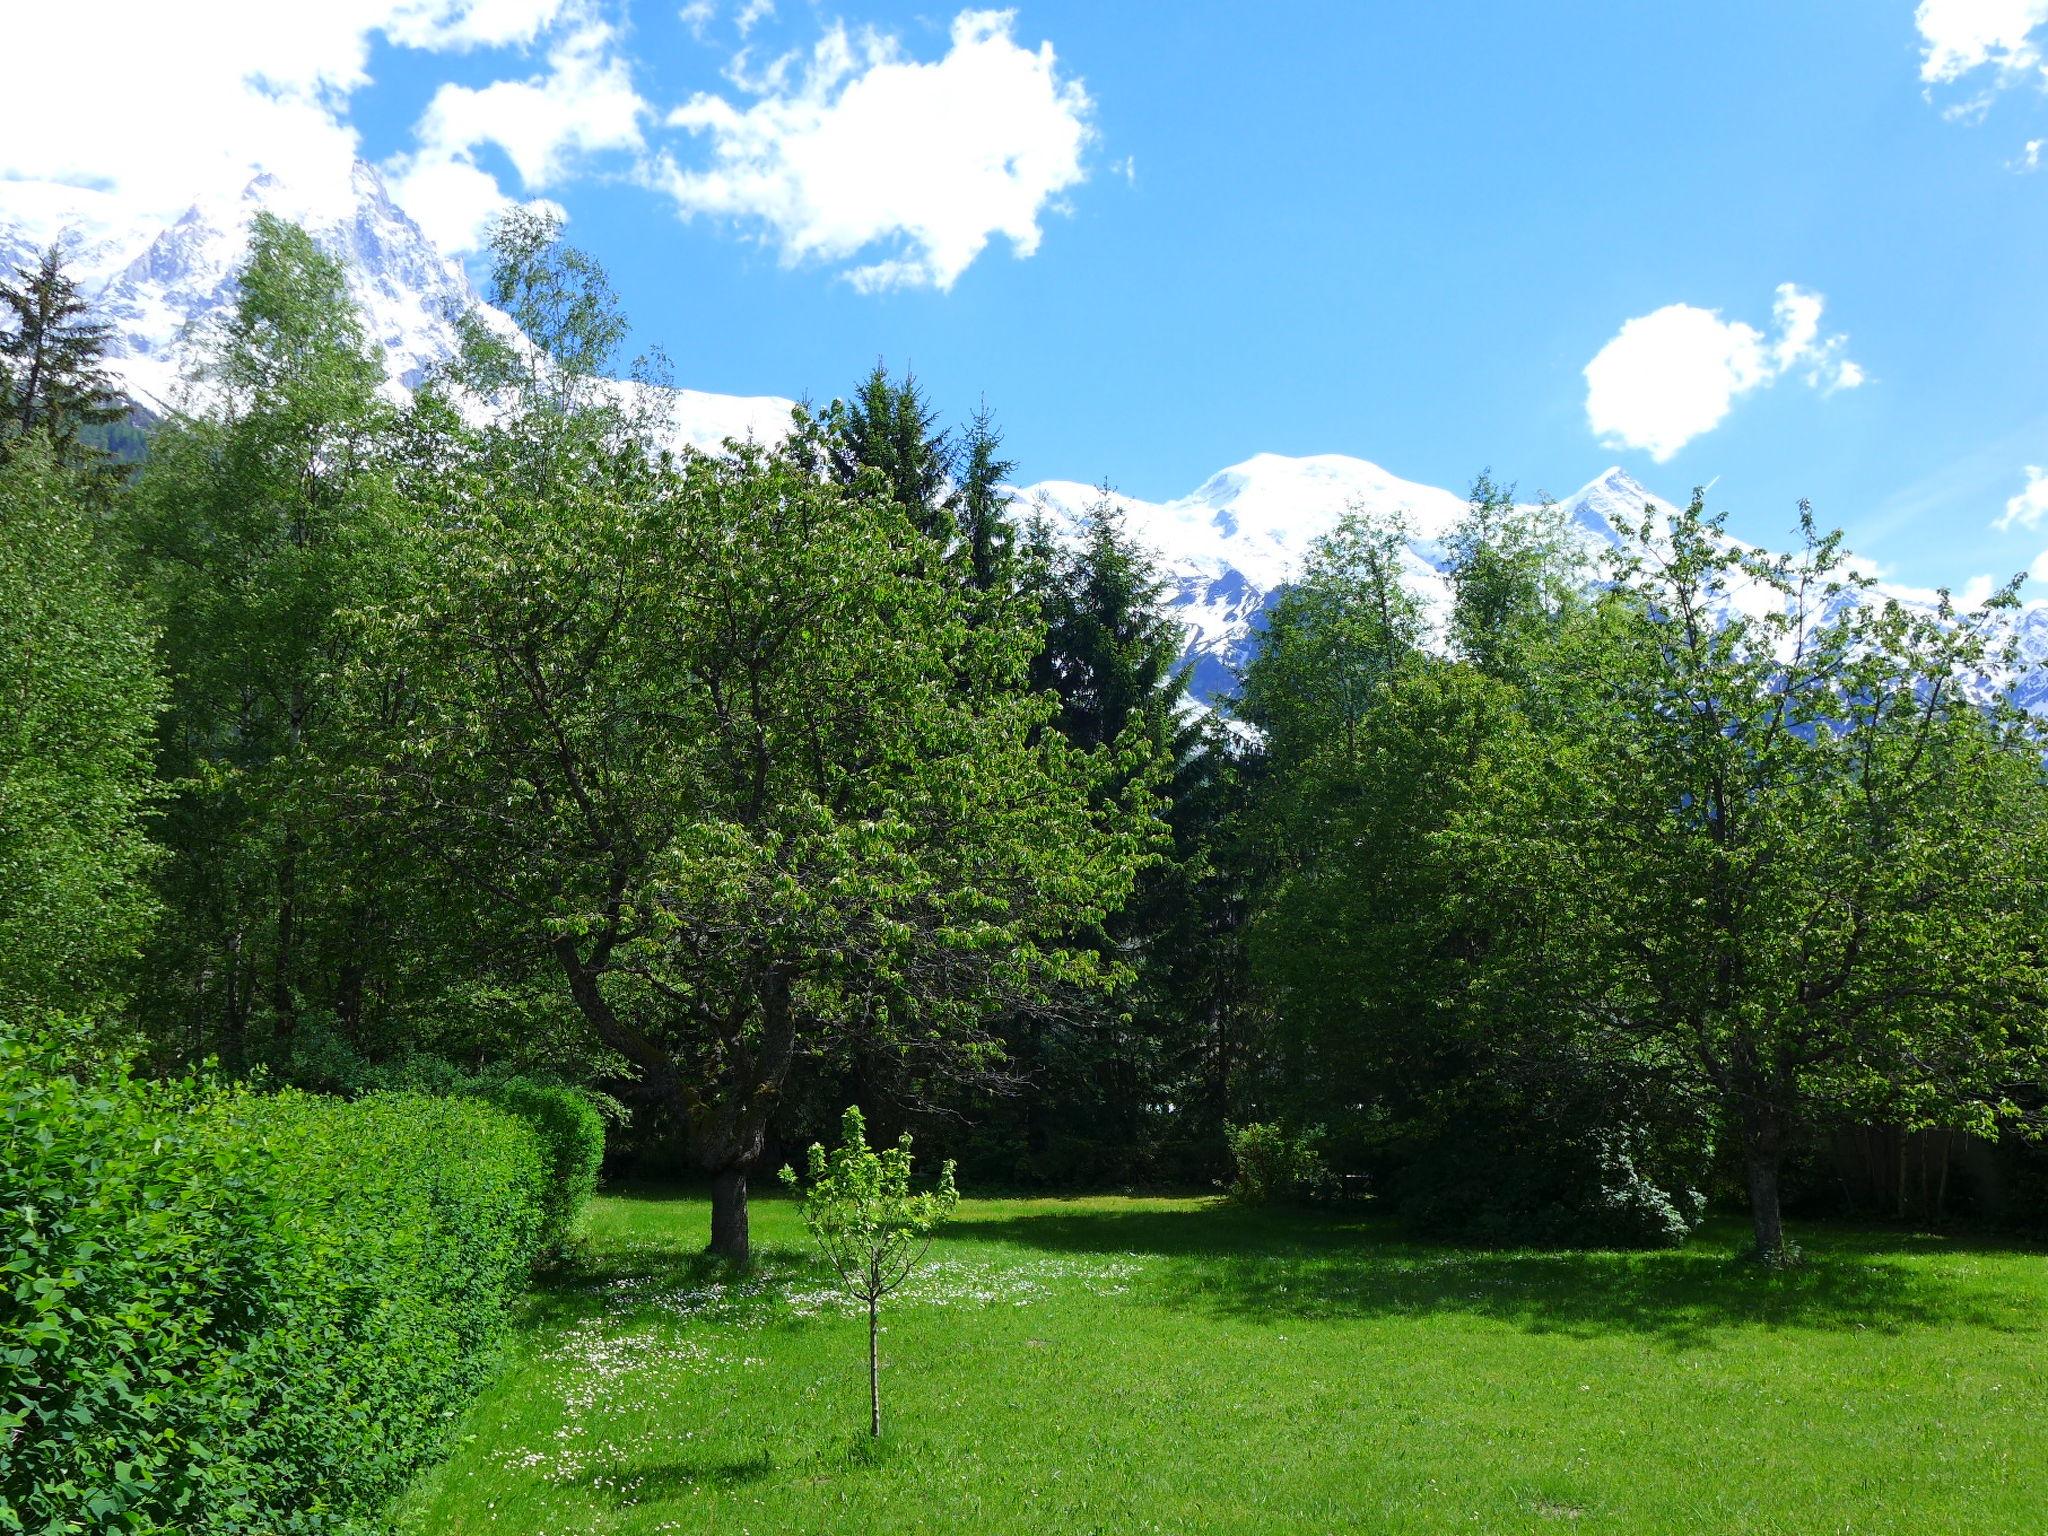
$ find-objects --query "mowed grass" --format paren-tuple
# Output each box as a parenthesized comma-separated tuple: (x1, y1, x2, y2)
(389, 1190, 2048, 1535)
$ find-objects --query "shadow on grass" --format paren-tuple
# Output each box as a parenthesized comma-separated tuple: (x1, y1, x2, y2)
(519, 1239, 827, 1335)
(590, 1449, 778, 1504)
(944, 1204, 2041, 1350)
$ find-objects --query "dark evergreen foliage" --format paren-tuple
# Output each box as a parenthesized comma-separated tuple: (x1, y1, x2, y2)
(0, 245, 124, 474)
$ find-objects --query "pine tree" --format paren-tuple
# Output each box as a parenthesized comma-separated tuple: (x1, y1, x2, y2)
(830, 361, 954, 543)
(950, 402, 1017, 596)
(0, 246, 125, 473)
(1010, 485, 1212, 1178)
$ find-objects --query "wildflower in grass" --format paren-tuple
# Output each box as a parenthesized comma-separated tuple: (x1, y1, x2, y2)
(781, 1106, 958, 1435)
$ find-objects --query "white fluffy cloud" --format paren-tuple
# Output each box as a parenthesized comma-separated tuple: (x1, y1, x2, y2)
(3, 2, 1099, 291)
(390, 21, 648, 251)
(0, 0, 598, 258)
(1995, 464, 2048, 530)
(1583, 284, 1863, 463)
(653, 9, 1093, 290)
(1917, 0, 2048, 84)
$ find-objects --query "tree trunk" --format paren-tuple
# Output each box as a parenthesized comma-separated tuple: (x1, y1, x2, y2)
(868, 1294, 881, 1437)
(1744, 1111, 1788, 1262)
(708, 1167, 750, 1263)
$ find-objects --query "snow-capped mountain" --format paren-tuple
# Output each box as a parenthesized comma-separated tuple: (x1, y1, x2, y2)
(2, 160, 792, 452)
(92, 163, 476, 409)
(6, 164, 2044, 714)
(1016, 459, 2048, 712)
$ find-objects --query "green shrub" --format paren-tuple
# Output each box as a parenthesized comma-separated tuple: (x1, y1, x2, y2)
(1225, 1121, 1335, 1205)
(1390, 1109, 1709, 1250)
(1, 1030, 566, 1534)
(484, 1077, 605, 1256)
(1, 1027, 275, 1534)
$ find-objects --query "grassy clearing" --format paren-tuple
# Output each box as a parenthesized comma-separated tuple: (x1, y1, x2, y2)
(390, 1190, 2048, 1534)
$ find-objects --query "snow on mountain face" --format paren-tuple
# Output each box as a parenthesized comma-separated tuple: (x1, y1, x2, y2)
(8, 160, 794, 454)
(1019, 455, 1470, 701)
(90, 162, 475, 412)
(8, 165, 2042, 714)
(1017, 458, 2048, 714)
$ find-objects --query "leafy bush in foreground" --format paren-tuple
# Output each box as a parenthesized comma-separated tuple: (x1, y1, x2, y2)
(1, 1031, 588, 1533)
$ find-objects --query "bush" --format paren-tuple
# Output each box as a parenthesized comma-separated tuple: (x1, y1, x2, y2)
(1225, 1121, 1335, 1205)
(1, 1030, 580, 1534)
(484, 1077, 605, 1256)
(1390, 1110, 1709, 1250)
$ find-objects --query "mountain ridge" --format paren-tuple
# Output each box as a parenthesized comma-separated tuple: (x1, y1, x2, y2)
(5, 163, 2042, 712)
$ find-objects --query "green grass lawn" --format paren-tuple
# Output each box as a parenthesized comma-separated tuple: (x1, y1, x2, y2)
(388, 1190, 2048, 1535)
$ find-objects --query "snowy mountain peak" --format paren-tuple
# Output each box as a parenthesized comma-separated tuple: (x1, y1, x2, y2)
(94, 159, 476, 410)
(4, 164, 2042, 715)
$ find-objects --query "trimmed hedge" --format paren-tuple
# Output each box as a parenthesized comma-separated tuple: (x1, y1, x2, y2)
(483, 1078, 605, 1258)
(1, 1030, 598, 1533)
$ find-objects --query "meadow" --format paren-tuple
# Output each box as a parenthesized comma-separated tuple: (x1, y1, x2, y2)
(390, 1192, 2048, 1535)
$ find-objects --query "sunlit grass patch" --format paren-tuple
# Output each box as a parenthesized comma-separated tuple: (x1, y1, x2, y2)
(390, 1191, 2048, 1535)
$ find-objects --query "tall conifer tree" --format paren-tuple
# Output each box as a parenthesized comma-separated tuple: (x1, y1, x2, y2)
(0, 245, 124, 473)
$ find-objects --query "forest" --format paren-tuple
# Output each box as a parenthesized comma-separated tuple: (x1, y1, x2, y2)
(8, 211, 2048, 1534)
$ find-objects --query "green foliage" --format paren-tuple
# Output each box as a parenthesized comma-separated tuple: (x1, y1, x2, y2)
(829, 361, 953, 542)
(360, 217, 1152, 1259)
(1237, 504, 1422, 775)
(1388, 1095, 1710, 1249)
(0, 245, 124, 476)
(781, 1106, 958, 1434)
(784, 1106, 961, 1289)
(0, 439, 163, 1023)
(484, 1077, 606, 1257)
(1224, 1121, 1333, 1205)
(1462, 496, 2048, 1258)
(1, 1034, 560, 1534)
(130, 212, 411, 1074)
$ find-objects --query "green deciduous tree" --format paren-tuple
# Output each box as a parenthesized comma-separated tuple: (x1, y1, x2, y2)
(1470, 496, 2048, 1260)
(359, 220, 1149, 1261)
(0, 438, 163, 1022)
(130, 213, 404, 1070)
(782, 1105, 959, 1436)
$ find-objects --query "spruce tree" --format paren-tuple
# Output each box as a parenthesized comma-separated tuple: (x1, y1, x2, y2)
(1015, 485, 1210, 1177)
(831, 361, 954, 543)
(0, 245, 124, 472)
(950, 402, 1018, 597)
(1041, 484, 1193, 752)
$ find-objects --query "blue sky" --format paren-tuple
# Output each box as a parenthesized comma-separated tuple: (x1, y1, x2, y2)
(8, 1, 2048, 595)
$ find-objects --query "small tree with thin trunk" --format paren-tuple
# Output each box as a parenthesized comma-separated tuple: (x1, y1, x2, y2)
(782, 1107, 958, 1437)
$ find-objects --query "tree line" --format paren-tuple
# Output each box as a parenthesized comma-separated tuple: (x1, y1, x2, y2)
(5, 213, 2045, 1265)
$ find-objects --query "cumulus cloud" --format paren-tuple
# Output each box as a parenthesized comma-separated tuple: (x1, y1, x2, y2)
(390, 20, 648, 251)
(1582, 284, 1863, 463)
(652, 9, 1093, 291)
(2, 2, 1102, 292)
(0, 0, 605, 259)
(1995, 464, 2048, 530)
(1916, 0, 2048, 84)
(1916, 0, 2048, 131)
